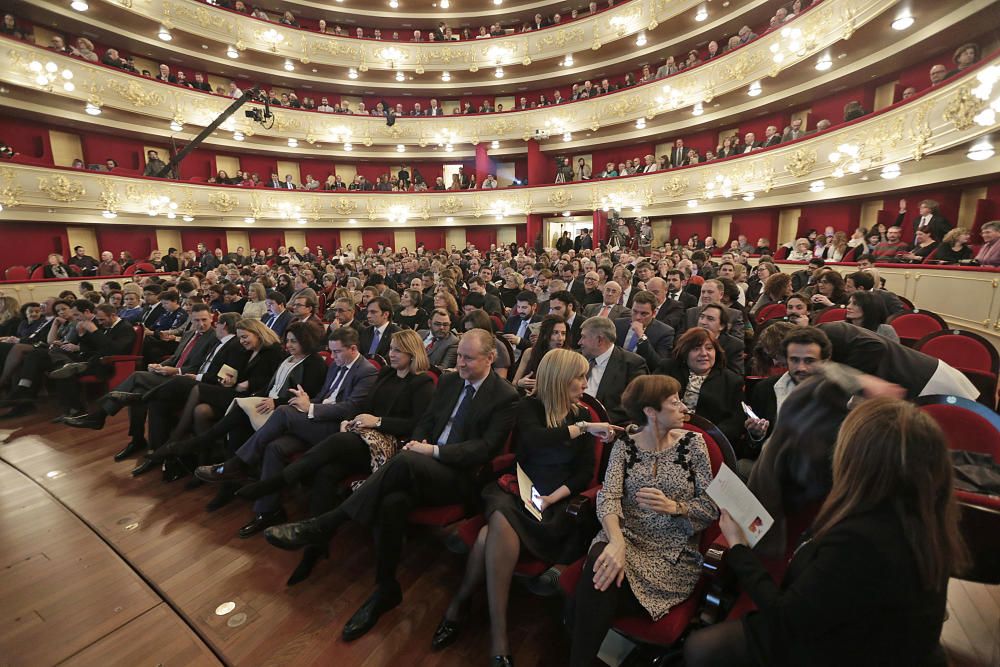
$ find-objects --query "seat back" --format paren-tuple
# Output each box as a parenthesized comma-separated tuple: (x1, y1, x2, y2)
(814, 306, 847, 323)
(916, 395, 1000, 463)
(579, 396, 608, 488)
(683, 414, 737, 549)
(887, 309, 946, 345)
(427, 365, 441, 385)
(366, 353, 386, 370)
(755, 303, 787, 325)
(132, 262, 156, 274)
(29, 265, 46, 280)
(4, 266, 28, 281)
(130, 325, 144, 355)
(915, 330, 999, 377)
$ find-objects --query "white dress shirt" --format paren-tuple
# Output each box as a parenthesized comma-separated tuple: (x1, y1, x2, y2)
(435, 375, 487, 451)
(586, 346, 614, 397)
(195, 333, 235, 381)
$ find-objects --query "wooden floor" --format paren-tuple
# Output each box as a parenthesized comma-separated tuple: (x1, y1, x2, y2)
(0, 407, 997, 666)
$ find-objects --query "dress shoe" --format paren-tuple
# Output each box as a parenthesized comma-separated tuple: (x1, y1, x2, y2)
(205, 482, 238, 512)
(234, 476, 285, 500)
(51, 408, 84, 424)
(113, 440, 144, 462)
(195, 462, 249, 483)
(130, 457, 158, 476)
(238, 508, 287, 539)
(161, 458, 188, 483)
(491, 656, 514, 667)
(286, 544, 329, 586)
(47, 362, 89, 379)
(64, 413, 106, 430)
(342, 585, 403, 642)
(0, 404, 36, 419)
(264, 517, 331, 551)
(105, 390, 144, 404)
(431, 618, 462, 651)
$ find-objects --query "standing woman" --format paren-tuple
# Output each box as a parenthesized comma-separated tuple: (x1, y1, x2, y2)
(685, 398, 967, 667)
(437, 348, 619, 664)
(569, 374, 718, 666)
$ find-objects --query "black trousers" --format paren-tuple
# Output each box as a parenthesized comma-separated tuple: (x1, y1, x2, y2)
(102, 371, 173, 442)
(141, 336, 178, 366)
(329, 451, 473, 588)
(683, 620, 755, 667)
(569, 542, 648, 667)
(283, 431, 371, 516)
(145, 375, 202, 451)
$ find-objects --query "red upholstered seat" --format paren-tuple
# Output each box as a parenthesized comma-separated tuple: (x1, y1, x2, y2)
(754, 303, 786, 325)
(915, 330, 999, 407)
(366, 354, 386, 370)
(887, 309, 946, 346)
(79, 326, 145, 390)
(4, 266, 29, 281)
(30, 265, 46, 280)
(559, 414, 736, 649)
(814, 306, 847, 323)
(123, 262, 157, 276)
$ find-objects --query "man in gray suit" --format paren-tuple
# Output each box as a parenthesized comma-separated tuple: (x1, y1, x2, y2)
(64, 304, 219, 462)
(419, 308, 459, 369)
(614, 291, 675, 370)
(195, 326, 378, 537)
(582, 281, 629, 320)
(681, 279, 745, 342)
(579, 317, 648, 424)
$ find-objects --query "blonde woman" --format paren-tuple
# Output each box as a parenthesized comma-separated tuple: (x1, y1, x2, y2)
(242, 282, 269, 319)
(0, 295, 21, 337)
(787, 238, 813, 261)
(434, 348, 619, 662)
(242, 329, 435, 584)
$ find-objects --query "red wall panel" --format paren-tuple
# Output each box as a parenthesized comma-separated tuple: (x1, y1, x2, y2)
(0, 222, 68, 270)
(362, 229, 393, 250)
(181, 229, 226, 254)
(797, 202, 861, 237)
(238, 155, 279, 181)
(465, 227, 497, 251)
(95, 227, 157, 260)
(248, 230, 285, 253)
(515, 224, 528, 247)
(179, 148, 216, 180)
(81, 133, 144, 171)
(729, 210, 778, 247)
(3, 117, 52, 161)
(807, 84, 874, 127)
(305, 229, 341, 253)
(414, 227, 446, 252)
(668, 214, 712, 245)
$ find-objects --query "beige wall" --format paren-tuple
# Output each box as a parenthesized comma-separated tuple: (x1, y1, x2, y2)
(66, 227, 98, 258)
(712, 214, 733, 245)
(859, 199, 884, 231)
(958, 186, 988, 229)
(339, 95, 362, 113)
(335, 163, 358, 183)
(394, 230, 416, 253)
(873, 81, 897, 111)
(216, 155, 240, 177)
(777, 208, 802, 246)
(226, 231, 250, 253)
(494, 96, 515, 111)
(445, 227, 466, 250)
(276, 161, 300, 183)
(497, 226, 517, 247)
(156, 229, 182, 255)
(789, 110, 810, 132)
(339, 229, 362, 251)
(652, 218, 671, 246)
(284, 230, 306, 250)
(495, 162, 515, 187)
(49, 130, 83, 168)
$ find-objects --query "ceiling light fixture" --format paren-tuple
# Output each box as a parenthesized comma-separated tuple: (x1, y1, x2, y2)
(742, 192, 755, 201)
(344, 142, 353, 151)
(695, 6, 708, 21)
(297, 218, 308, 225)
(494, 0, 502, 5)
(441, 71, 451, 81)
(891, 12, 914, 31)
(158, 26, 172, 42)
(440, 0, 449, 6)
(563, 132, 572, 142)
(283, 59, 294, 71)
(102, 210, 116, 218)
(494, 66, 504, 78)
(747, 81, 762, 97)
(389, 0, 398, 7)
(687, 200, 698, 208)
(635, 33, 647, 47)
(445, 143, 454, 152)
(84, 101, 101, 115)
(70, 0, 88, 11)
(692, 102, 703, 116)
(349, 219, 358, 225)
(233, 130, 244, 141)
(169, 120, 183, 132)
(491, 140, 499, 149)
(563, 54, 574, 67)
(395, 71, 405, 82)
(348, 68, 359, 79)
(815, 54, 832, 71)
(880, 163, 901, 179)
(182, 215, 194, 222)
(226, 45, 239, 59)
(396, 144, 405, 152)
(244, 217, 255, 223)
(809, 180, 825, 192)
(635, 118, 646, 129)
(562, 211, 571, 217)
(967, 139, 994, 161)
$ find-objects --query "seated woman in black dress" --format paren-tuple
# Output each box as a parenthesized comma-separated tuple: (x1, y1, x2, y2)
(394, 289, 428, 330)
(933, 227, 973, 263)
(656, 328, 744, 445)
(236, 329, 435, 584)
(154, 321, 327, 466)
(569, 374, 718, 667)
(434, 348, 619, 665)
(808, 271, 848, 310)
(510, 314, 569, 393)
(686, 398, 968, 667)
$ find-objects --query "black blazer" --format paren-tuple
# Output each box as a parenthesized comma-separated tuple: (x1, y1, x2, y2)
(614, 317, 674, 370)
(728, 503, 947, 667)
(140, 303, 164, 329)
(199, 336, 251, 385)
(240, 344, 287, 394)
(358, 368, 436, 438)
(657, 360, 744, 444)
(595, 346, 649, 424)
(262, 310, 292, 337)
(411, 370, 519, 471)
(747, 374, 781, 440)
(359, 323, 400, 358)
(79, 319, 136, 358)
(515, 397, 595, 496)
(166, 329, 219, 374)
(719, 332, 745, 375)
(896, 211, 951, 243)
(255, 353, 327, 405)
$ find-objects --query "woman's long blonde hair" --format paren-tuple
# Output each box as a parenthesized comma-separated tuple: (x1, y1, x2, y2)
(0, 295, 19, 324)
(236, 318, 281, 348)
(389, 328, 430, 375)
(536, 348, 589, 427)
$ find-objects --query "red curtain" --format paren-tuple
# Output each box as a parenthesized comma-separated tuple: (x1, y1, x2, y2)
(249, 230, 284, 253)
(95, 227, 157, 260)
(729, 211, 778, 247)
(669, 214, 712, 245)
(297, 159, 337, 184)
(4, 118, 52, 161)
(515, 224, 528, 247)
(0, 222, 68, 270)
(795, 202, 861, 237)
(305, 229, 341, 253)
(178, 149, 215, 180)
(414, 227, 445, 252)
(181, 229, 225, 254)
(362, 229, 392, 250)
(239, 155, 279, 181)
(81, 133, 144, 171)
(465, 226, 497, 251)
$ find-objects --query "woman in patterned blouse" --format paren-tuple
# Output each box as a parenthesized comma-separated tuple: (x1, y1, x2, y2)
(569, 374, 718, 666)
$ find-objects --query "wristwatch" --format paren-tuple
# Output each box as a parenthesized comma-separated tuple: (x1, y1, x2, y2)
(574, 421, 588, 431)
(639, 335, 648, 343)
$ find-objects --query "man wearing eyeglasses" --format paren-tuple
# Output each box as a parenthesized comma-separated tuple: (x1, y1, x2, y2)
(329, 297, 364, 335)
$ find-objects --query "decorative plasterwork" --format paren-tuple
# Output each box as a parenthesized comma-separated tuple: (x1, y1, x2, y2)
(2, 64, 997, 224)
(0, 0, 885, 147)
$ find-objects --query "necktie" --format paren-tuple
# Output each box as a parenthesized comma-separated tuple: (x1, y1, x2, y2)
(323, 366, 347, 402)
(599, 305, 611, 318)
(198, 340, 223, 374)
(368, 327, 382, 355)
(587, 358, 597, 380)
(516, 318, 529, 339)
(426, 336, 436, 352)
(626, 329, 640, 352)
(175, 331, 202, 368)
(446, 384, 477, 444)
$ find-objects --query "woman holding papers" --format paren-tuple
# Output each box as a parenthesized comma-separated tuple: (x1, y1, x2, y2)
(685, 398, 967, 667)
(568, 374, 718, 667)
(433, 348, 618, 664)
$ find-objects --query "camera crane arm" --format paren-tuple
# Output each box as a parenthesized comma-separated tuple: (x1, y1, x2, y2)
(155, 86, 262, 179)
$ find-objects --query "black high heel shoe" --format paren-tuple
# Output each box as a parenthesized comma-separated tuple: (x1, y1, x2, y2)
(235, 476, 286, 500)
(286, 543, 329, 586)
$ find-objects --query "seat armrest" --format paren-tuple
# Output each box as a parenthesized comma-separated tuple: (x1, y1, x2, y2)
(491, 452, 516, 474)
(566, 485, 601, 519)
(100, 354, 142, 365)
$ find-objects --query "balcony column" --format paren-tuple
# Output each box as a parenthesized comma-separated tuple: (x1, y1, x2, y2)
(527, 214, 544, 249)
(527, 139, 546, 186)
(475, 143, 493, 183)
(592, 210, 607, 247)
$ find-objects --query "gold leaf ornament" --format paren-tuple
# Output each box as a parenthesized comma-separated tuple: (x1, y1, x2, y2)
(208, 192, 239, 212)
(38, 175, 85, 202)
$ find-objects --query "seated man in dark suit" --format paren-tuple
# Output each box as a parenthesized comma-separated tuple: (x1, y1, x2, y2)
(843, 271, 906, 316)
(195, 327, 378, 536)
(547, 290, 584, 348)
(500, 290, 541, 360)
(262, 291, 293, 337)
(665, 270, 698, 310)
(681, 279, 745, 342)
(359, 296, 400, 359)
(328, 297, 365, 336)
(581, 281, 628, 320)
(645, 276, 687, 332)
(694, 304, 744, 375)
(578, 316, 648, 423)
(419, 308, 459, 369)
(63, 304, 219, 461)
(263, 329, 519, 641)
(614, 290, 674, 370)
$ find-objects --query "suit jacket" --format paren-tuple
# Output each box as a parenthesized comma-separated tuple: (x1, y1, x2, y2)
(166, 328, 219, 373)
(502, 315, 542, 351)
(817, 322, 945, 399)
(583, 303, 629, 320)
(310, 356, 378, 421)
(565, 314, 584, 348)
(411, 370, 519, 470)
(140, 303, 164, 329)
(356, 368, 436, 438)
(359, 322, 401, 358)
(565, 278, 587, 302)
(762, 134, 782, 148)
(719, 332, 745, 375)
(747, 374, 781, 440)
(655, 299, 687, 333)
(615, 318, 675, 370)
(682, 305, 746, 342)
(240, 344, 288, 394)
(728, 503, 947, 667)
(256, 353, 328, 404)
(670, 147, 687, 167)
(895, 212, 951, 243)
(579, 288, 604, 307)
(262, 310, 292, 337)
(595, 346, 649, 424)
(658, 360, 744, 444)
(78, 319, 136, 358)
(197, 336, 250, 384)
(419, 330, 460, 368)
